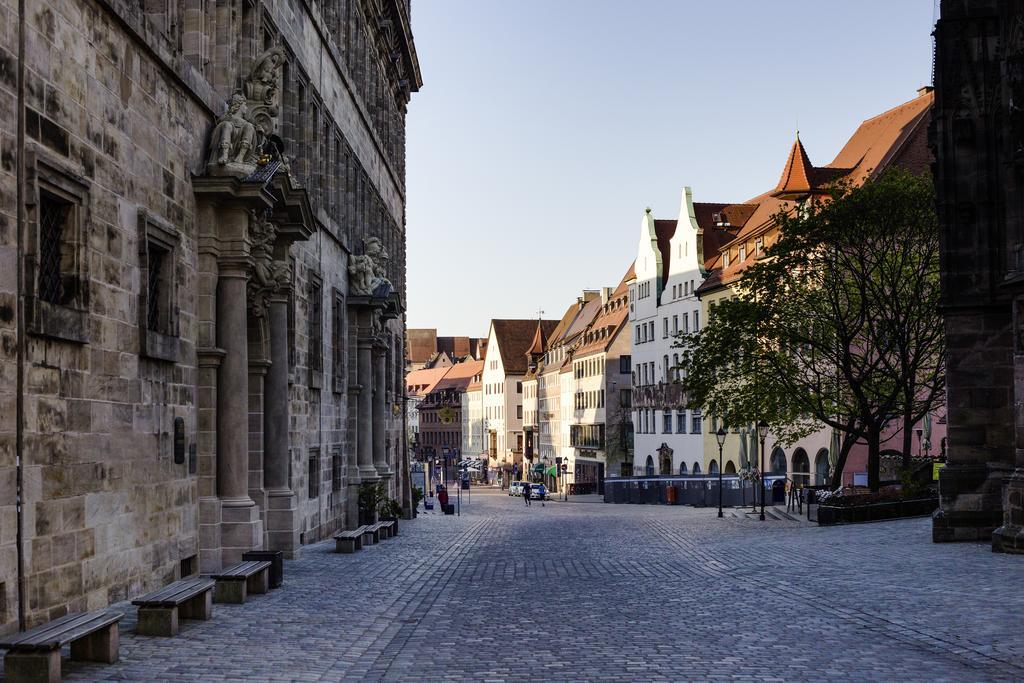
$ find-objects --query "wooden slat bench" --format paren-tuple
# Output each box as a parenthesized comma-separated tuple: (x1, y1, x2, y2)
(0, 610, 122, 682)
(211, 560, 271, 604)
(376, 520, 395, 540)
(333, 528, 364, 553)
(359, 524, 380, 546)
(131, 577, 215, 636)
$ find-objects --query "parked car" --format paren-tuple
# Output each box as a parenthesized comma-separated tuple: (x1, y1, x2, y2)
(530, 483, 548, 500)
(509, 481, 527, 496)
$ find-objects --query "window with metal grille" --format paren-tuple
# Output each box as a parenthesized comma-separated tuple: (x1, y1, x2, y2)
(307, 274, 322, 385)
(146, 242, 169, 332)
(308, 449, 320, 498)
(38, 191, 71, 305)
(331, 449, 342, 493)
(331, 289, 344, 393)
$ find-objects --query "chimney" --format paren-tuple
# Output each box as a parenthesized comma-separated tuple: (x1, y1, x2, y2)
(917, 85, 934, 97)
(601, 286, 613, 304)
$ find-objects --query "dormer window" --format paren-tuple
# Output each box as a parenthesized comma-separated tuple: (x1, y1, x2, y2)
(739, 245, 746, 262)
(723, 251, 730, 268)
(755, 237, 764, 255)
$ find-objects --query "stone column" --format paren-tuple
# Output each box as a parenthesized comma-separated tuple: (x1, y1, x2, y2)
(217, 260, 263, 565)
(373, 343, 391, 478)
(264, 292, 300, 556)
(356, 309, 378, 481)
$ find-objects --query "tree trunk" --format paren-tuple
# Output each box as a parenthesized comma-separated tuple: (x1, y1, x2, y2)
(828, 433, 858, 490)
(901, 403, 914, 471)
(867, 422, 881, 492)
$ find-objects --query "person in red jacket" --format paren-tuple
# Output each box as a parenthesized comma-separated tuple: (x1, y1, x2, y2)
(437, 486, 449, 513)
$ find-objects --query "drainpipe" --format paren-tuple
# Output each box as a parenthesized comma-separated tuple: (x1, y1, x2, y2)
(15, 0, 28, 632)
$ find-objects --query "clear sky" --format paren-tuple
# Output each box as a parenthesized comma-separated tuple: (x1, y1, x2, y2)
(404, 0, 937, 337)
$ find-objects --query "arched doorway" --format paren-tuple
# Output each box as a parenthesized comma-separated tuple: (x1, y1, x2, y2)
(679, 462, 688, 475)
(658, 443, 673, 475)
(725, 461, 736, 474)
(645, 455, 655, 477)
(791, 448, 810, 486)
(770, 447, 787, 475)
(815, 448, 830, 485)
(692, 462, 702, 474)
(708, 460, 719, 475)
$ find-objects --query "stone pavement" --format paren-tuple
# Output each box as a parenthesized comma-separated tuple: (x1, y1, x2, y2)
(12, 488, 1024, 682)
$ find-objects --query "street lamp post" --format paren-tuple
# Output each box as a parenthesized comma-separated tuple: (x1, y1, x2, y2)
(716, 427, 727, 518)
(757, 421, 768, 521)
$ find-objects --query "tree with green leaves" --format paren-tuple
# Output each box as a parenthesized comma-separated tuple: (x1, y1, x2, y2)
(676, 169, 943, 491)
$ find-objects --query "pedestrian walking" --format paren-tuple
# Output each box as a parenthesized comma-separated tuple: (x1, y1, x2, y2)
(522, 483, 531, 506)
(438, 485, 449, 514)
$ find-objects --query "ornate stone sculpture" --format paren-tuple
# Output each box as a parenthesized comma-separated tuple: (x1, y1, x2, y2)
(248, 211, 291, 317)
(348, 237, 393, 297)
(205, 46, 287, 178)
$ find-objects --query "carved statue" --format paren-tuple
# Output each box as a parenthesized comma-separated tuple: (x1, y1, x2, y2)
(247, 212, 291, 316)
(209, 94, 258, 166)
(347, 237, 393, 297)
(205, 46, 287, 177)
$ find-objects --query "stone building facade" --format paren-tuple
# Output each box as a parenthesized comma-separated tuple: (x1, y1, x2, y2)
(932, 0, 1023, 552)
(1, 0, 420, 632)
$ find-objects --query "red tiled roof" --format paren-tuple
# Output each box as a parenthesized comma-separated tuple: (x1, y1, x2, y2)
(526, 320, 548, 356)
(490, 319, 560, 375)
(405, 366, 450, 397)
(432, 360, 484, 393)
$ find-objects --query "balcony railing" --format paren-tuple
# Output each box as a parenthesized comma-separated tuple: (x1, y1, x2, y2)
(632, 382, 688, 409)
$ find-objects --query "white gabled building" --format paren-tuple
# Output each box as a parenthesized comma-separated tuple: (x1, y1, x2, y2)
(628, 189, 741, 476)
(482, 319, 559, 480)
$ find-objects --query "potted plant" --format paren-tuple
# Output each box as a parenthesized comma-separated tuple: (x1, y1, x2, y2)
(411, 486, 424, 517)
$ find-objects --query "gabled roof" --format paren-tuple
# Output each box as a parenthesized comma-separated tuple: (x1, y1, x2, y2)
(575, 265, 634, 357)
(771, 137, 848, 199)
(490, 319, 560, 375)
(405, 366, 450, 397)
(431, 360, 485, 394)
(698, 89, 934, 293)
(526, 320, 549, 356)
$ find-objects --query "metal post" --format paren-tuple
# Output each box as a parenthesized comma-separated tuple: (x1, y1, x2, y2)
(717, 442, 724, 518)
(759, 436, 766, 521)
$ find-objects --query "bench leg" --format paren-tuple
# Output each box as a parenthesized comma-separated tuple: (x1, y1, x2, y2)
(69, 622, 119, 664)
(247, 568, 269, 595)
(137, 606, 179, 636)
(4, 649, 60, 683)
(214, 579, 246, 604)
(180, 590, 213, 620)
(361, 532, 375, 546)
(335, 538, 355, 553)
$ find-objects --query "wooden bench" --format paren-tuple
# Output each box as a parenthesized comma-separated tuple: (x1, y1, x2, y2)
(131, 577, 215, 636)
(359, 524, 380, 546)
(0, 610, 122, 682)
(376, 520, 396, 540)
(212, 560, 271, 604)
(333, 528, 364, 553)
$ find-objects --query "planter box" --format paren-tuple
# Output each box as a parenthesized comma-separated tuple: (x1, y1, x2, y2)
(817, 497, 938, 526)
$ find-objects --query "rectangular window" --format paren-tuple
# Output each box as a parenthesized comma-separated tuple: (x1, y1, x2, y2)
(739, 244, 746, 262)
(517, 405, 523, 419)
(663, 410, 672, 434)
(694, 311, 699, 331)
(331, 289, 345, 393)
(516, 381, 523, 393)
(308, 449, 320, 498)
(691, 412, 703, 434)
(635, 325, 640, 344)
(137, 209, 181, 361)
(619, 355, 631, 374)
(684, 281, 689, 296)
(308, 273, 323, 387)
(676, 411, 687, 434)
(663, 318, 669, 338)
(755, 237, 763, 255)
(683, 313, 689, 333)
(332, 448, 343, 493)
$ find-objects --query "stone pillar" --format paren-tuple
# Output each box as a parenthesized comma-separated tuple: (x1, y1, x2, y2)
(217, 260, 263, 565)
(373, 343, 391, 478)
(356, 309, 378, 481)
(264, 293, 301, 556)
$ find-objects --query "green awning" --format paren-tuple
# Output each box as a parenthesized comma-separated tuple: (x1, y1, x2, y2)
(532, 464, 545, 473)
(546, 465, 558, 477)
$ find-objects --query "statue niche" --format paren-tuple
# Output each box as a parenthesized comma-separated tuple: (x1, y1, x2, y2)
(205, 46, 287, 178)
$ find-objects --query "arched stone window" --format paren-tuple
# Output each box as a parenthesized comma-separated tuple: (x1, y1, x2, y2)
(791, 448, 810, 486)
(725, 461, 737, 474)
(645, 455, 655, 477)
(708, 460, 719, 475)
(770, 447, 787, 475)
(815, 448, 830, 485)
(679, 462, 688, 475)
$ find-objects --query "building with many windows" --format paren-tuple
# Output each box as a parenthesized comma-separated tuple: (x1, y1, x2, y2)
(2, 0, 419, 632)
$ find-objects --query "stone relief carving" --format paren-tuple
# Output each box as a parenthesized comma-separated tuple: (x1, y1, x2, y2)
(205, 46, 288, 177)
(247, 211, 291, 317)
(348, 237, 393, 298)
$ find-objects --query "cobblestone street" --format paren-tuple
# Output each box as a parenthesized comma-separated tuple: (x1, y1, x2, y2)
(26, 489, 1024, 682)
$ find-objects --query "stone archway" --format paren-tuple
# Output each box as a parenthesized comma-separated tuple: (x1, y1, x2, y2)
(725, 461, 737, 474)
(708, 460, 719, 475)
(770, 447, 787, 475)
(657, 443, 673, 476)
(645, 455, 655, 477)
(791, 448, 810, 486)
(815, 448, 830, 485)
(679, 462, 688, 475)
